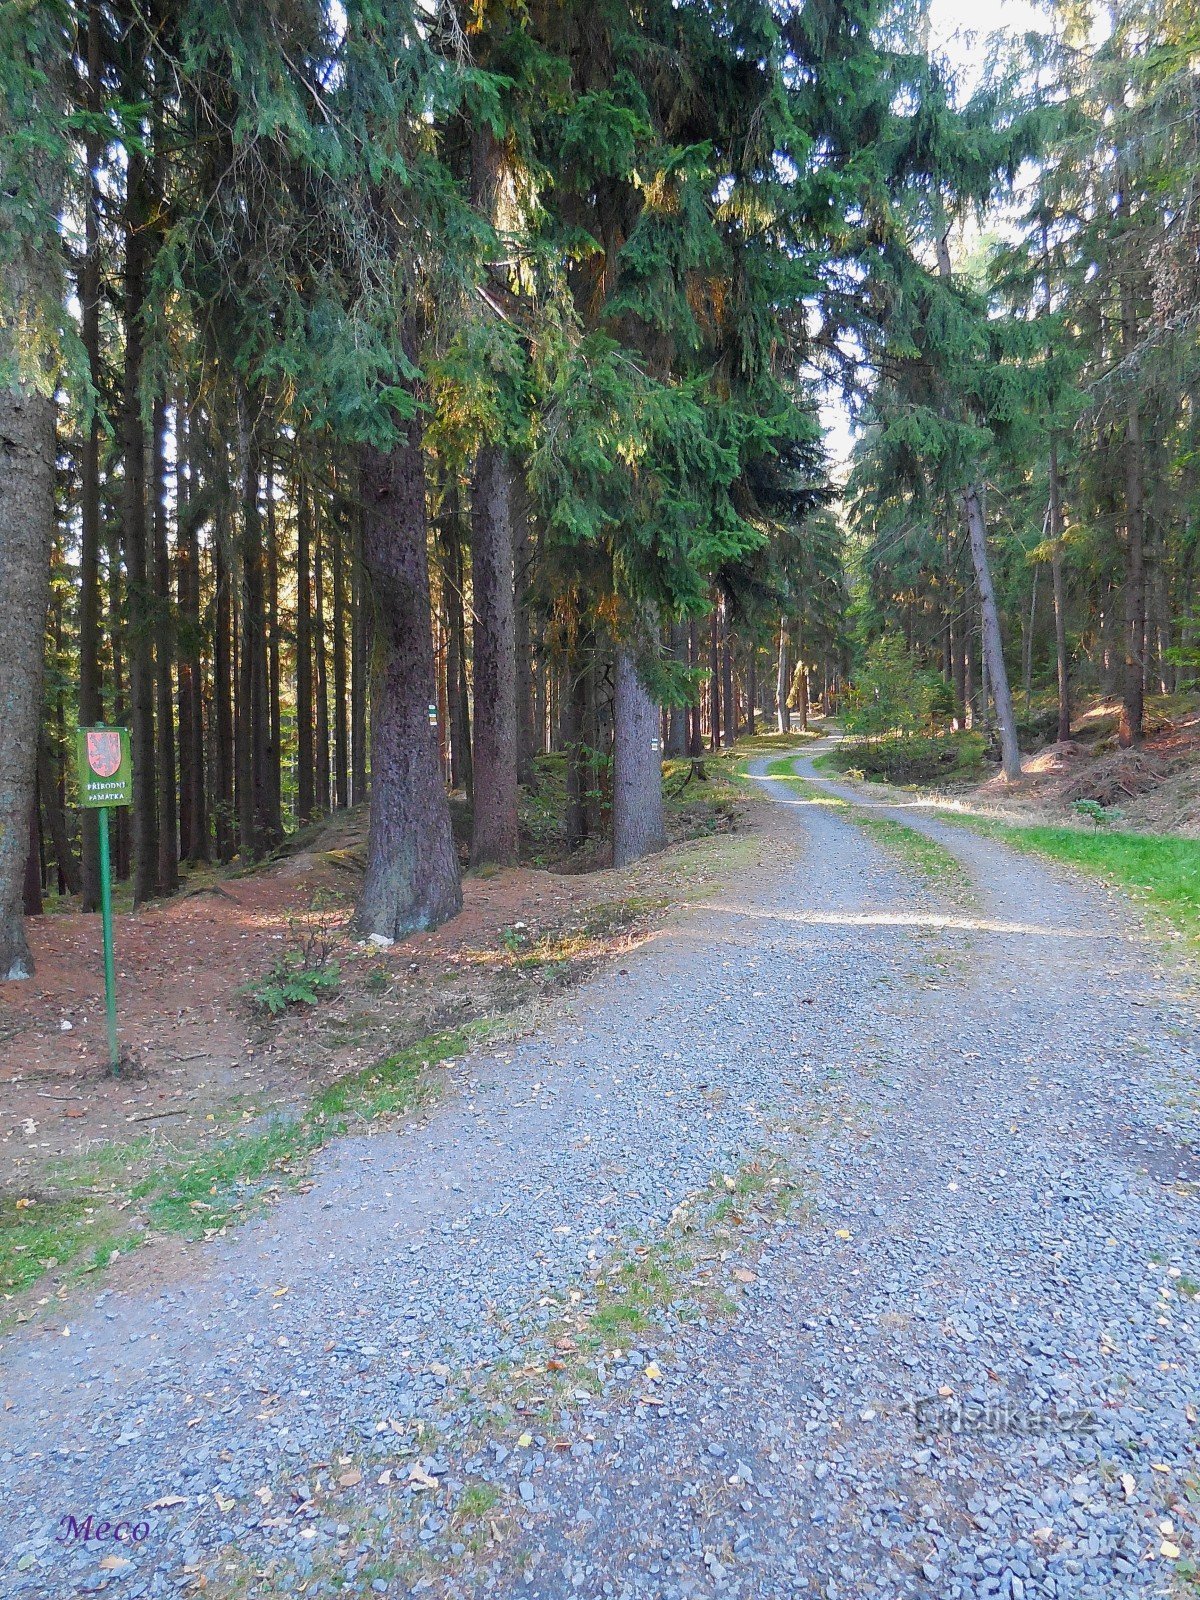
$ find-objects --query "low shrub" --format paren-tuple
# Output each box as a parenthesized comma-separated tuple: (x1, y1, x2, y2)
(827, 732, 986, 786)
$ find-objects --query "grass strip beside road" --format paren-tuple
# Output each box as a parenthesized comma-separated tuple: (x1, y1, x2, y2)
(1, 1023, 493, 1315)
(946, 815, 1200, 948)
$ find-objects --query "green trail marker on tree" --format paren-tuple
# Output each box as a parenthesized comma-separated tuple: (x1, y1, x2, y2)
(75, 726, 133, 1074)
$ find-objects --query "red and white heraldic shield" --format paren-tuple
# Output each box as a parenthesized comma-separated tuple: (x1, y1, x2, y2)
(86, 729, 122, 779)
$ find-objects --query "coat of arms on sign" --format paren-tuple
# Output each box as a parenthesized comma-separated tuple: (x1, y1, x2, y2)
(86, 729, 122, 779)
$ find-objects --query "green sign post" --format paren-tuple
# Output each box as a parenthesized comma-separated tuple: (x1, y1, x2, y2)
(75, 727, 133, 1074)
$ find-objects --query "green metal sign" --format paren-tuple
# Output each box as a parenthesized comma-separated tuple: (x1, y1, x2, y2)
(75, 726, 131, 1074)
(75, 726, 133, 809)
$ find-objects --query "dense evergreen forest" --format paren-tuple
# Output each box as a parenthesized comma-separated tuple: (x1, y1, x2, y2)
(1, 0, 1196, 981)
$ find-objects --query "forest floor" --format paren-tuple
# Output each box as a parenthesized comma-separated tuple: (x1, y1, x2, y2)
(0, 749, 778, 1314)
(976, 697, 1200, 836)
(0, 729, 1197, 1600)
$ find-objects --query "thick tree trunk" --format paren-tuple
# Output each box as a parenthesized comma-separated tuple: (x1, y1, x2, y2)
(0, 382, 55, 977)
(354, 411, 462, 939)
(1048, 442, 1071, 742)
(612, 644, 666, 868)
(746, 651, 756, 736)
(469, 443, 519, 865)
(776, 616, 789, 733)
(295, 475, 315, 823)
(962, 485, 1021, 780)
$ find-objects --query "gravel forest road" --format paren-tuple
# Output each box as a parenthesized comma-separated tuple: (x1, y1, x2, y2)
(2, 737, 1198, 1600)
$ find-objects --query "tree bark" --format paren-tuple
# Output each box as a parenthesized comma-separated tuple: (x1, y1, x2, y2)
(266, 456, 283, 830)
(295, 473, 315, 823)
(708, 606, 721, 749)
(514, 498, 537, 786)
(213, 516, 236, 861)
(354, 407, 462, 938)
(351, 498, 367, 804)
(314, 512, 331, 813)
(332, 505, 349, 808)
(612, 643, 666, 868)
(1118, 298, 1147, 746)
(1048, 441, 1071, 742)
(468, 443, 519, 865)
(720, 596, 736, 746)
(962, 485, 1021, 780)
(775, 616, 789, 734)
(0, 381, 55, 977)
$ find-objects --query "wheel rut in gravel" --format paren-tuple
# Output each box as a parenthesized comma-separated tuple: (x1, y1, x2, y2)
(1, 735, 1197, 1600)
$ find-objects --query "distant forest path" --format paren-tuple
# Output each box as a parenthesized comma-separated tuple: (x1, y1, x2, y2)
(2, 740, 1198, 1599)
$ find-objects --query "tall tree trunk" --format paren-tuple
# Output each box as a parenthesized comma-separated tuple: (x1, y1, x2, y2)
(295, 474, 315, 824)
(213, 518, 236, 861)
(266, 456, 283, 830)
(314, 513, 331, 813)
(962, 485, 1021, 780)
(438, 494, 472, 794)
(1022, 562, 1038, 720)
(613, 643, 666, 868)
(351, 499, 367, 804)
(78, 0, 104, 911)
(720, 595, 736, 747)
(746, 649, 756, 736)
(0, 381, 55, 977)
(355, 406, 462, 938)
(514, 497, 537, 786)
(1048, 441, 1071, 742)
(708, 606, 721, 749)
(687, 620, 702, 755)
(123, 135, 158, 902)
(1118, 222, 1147, 746)
(775, 616, 789, 733)
(152, 393, 178, 892)
(563, 605, 588, 850)
(176, 394, 207, 860)
(468, 443, 519, 865)
(332, 507, 349, 809)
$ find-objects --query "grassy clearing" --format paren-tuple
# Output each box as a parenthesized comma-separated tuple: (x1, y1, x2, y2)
(764, 757, 967, 887)
(949, 815, 1200, 946)
(1, 1024, 494, 1316)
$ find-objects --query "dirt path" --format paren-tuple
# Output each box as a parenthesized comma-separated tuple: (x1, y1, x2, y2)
(1, 738, 1197, 1599)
